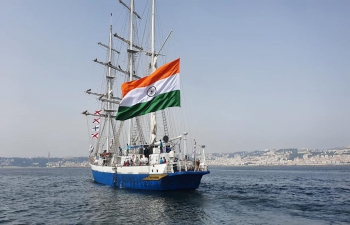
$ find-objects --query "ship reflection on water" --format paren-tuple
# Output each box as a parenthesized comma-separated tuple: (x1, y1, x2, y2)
(88, 187, 209, 224)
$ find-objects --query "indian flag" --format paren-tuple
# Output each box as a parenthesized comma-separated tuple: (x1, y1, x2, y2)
(116, 58, 180, 121)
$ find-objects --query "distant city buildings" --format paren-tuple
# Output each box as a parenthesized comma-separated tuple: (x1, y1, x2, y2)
(206, 146, 350, 166)
(1, 146, 350, 167)
(0, 157, 89, 168)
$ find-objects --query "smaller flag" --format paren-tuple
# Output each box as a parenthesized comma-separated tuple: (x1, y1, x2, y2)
(91, 133, 99, 139)
(93, 118, 100, 124)
(94, 110, 102, 116)
(92, 125, 100, 131)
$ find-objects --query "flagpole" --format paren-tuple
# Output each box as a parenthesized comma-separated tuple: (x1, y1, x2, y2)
(127, 0, 135, 147)
(149, 0, 158, 146)
(151, 0, 155, 69)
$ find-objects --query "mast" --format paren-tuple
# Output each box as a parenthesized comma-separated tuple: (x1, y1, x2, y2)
(150, 0, 157, 145)
(127, 0, 135, 146)
(106, 13, 113, 152)
(84, 13, 120, 156)
(149, 0, 172, 144)
(151, 0, 155, 68)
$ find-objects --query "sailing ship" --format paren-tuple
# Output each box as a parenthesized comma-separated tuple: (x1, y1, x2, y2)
(82, 0, 209, 190)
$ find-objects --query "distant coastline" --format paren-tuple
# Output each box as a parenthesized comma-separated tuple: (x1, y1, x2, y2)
(0, 165, 89, 169)
(0, 157, 89, 168)
(206, 147, 350, 167)
(1, 146, 350, 168)
(1, 164, 349, 169)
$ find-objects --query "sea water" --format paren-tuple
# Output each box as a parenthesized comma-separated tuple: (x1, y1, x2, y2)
(0, 166, 349, 224)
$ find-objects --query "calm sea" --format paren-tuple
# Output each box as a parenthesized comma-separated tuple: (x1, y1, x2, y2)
(0, 166, 349, 225)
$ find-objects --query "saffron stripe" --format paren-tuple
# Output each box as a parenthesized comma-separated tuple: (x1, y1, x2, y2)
(116, 90, 180, 121)
(122, 58, 180, 97)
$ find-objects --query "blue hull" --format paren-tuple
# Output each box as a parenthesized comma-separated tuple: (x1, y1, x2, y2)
(91, 169, 210, 190)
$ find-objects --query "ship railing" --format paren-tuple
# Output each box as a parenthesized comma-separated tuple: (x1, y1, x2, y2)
(165, 161, 208, 173)
(177, 161, 182, 171)
(199, 163, 208, 171)
(166, 161, 185, 173)
(166, 164, 173, 173)
(178, 161, 187, 172)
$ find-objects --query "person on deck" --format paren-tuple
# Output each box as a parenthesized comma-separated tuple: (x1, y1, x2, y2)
(101, 150, 107, 166)
(159, 139, 163, 153)
(195, 159, 200, 171)
(144, 145, 149, 159)
(163, 157, 167, 164)
(126, 144, 130, 155)
(159, 157, 164, 164)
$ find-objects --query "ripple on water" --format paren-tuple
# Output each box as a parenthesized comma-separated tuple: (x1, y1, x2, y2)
(1, 166, 350, 224)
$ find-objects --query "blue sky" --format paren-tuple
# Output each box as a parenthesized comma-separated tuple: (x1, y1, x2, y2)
(0, 0, 349, 157)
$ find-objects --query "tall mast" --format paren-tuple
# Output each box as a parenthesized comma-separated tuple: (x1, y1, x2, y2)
(150, 0, 157, 145)
(127, 0, 135, 146)
(106, 13, 113, 152)
(151, 0, 155, 67)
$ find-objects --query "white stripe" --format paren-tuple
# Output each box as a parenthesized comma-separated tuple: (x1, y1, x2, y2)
(120, 73, 180, 107)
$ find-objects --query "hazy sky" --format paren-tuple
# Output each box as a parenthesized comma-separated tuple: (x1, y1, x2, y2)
(0, 0, 349, 157)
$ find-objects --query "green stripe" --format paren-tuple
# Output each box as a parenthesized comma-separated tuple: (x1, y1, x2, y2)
(116, 90, 180, 121)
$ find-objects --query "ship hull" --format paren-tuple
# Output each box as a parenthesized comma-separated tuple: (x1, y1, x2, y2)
(91, 165, 210, 190)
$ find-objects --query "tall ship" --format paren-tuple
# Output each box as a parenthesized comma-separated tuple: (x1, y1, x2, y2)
(82, 0, 209, 190)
